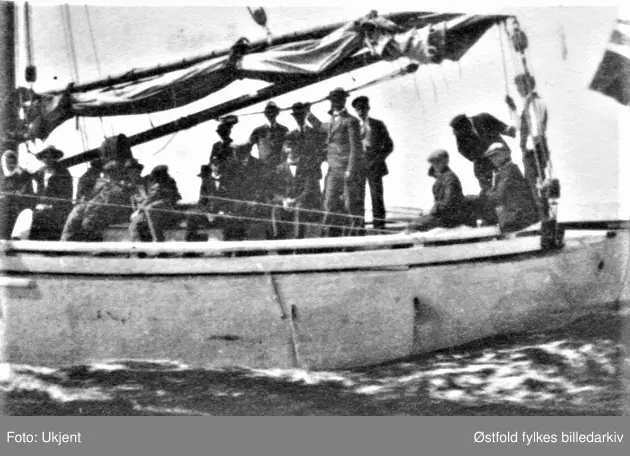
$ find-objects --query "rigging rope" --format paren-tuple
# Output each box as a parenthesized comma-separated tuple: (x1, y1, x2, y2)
(0, 190, 401, 235)
(84, 5, 112, 138)
(60, 4, 89, 152)
(497, 22, 510, 97)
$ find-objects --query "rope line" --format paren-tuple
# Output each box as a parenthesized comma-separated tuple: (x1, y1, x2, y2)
(0, 190, 403, 235)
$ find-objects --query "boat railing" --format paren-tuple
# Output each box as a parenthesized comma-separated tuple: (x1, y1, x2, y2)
(0, 225, 522, 258)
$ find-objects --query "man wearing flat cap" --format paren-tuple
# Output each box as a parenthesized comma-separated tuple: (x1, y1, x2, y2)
(408, 149, 469, 232)
(450, 112, 516, 193)
(351, 95, 394, 231)
(481, 143, 539, 232)
(209, 115, 239, 165)
(249, 101, 289, 172)
(307, 87, 365, 237)
(29, 146, 74, 240)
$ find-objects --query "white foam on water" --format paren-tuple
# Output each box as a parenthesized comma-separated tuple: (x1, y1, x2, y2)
(1, 372, 111, 402)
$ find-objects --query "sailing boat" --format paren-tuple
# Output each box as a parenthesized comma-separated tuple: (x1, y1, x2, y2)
(0, 5, 628, 370)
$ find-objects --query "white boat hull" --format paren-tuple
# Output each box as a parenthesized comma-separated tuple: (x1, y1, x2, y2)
(1, 226, 628, 370)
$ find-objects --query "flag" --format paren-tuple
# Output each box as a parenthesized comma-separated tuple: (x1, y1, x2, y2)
(589, 19, 630, 106)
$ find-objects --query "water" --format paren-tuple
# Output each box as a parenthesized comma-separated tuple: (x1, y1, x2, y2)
(1, 309, 627, 416)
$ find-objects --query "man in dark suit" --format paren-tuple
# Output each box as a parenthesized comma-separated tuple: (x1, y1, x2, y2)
(482, 143, 540, 233)
(269, 145, 322, 240)
(307, 88, 365, 237)
(285, 102, 327, 182)
(30, 146, 74, 240)
(450, 113, 516, 193)
(249, 101, 289, 172)
(351, 96, 394, 232)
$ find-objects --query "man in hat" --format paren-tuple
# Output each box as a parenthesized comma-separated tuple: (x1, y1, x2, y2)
(450, 112, 516, 193)
(408, 149, 469, 232)
(61, 160, 132, 242)
(30, 146, 74, 240)
(306, 87, 365, 237)
(249, 101, 289, 172)
(209, 115, 239, 165)
(481, 143, 539, 233)
(285, 102, 327, 181)
(269, 143, 322, 240)
(351, 95, 394, 232)
(129, 165, 182, 242)
(185, 156, 234, 242)
(506, 73, 549, 211)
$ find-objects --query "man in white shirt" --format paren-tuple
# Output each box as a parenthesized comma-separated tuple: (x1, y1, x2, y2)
(506, 73, 550, 215)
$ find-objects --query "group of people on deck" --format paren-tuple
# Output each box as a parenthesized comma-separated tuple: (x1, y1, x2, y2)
(185, 88, 395, 241)
(0, 72, 546, 242)
(411, 72, 548, 234)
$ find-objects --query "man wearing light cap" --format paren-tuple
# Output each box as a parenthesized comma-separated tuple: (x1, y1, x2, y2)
(307, 87, 365, 237)
(249, 101, 289, 171)
(450, 112, 516, 193)
(408, 149, 468, 231)
(481, 143, 539, 232)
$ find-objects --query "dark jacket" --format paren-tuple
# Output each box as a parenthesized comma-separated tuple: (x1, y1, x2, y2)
(249, 123, 289, 169)
(209, 139, 234, 164)
(454, 113, 511, 163)
(199, 173, 233, 214)
(285, 126, 327, 180)
(33, 164, 74, 212)
(362, 117, 394, 177)
(309, 109, 365, 176)
(430, 167, 468, 227)
(76, 167, 102, 202)
(270, 161, 322, 210)
(484, 161, 540, 232)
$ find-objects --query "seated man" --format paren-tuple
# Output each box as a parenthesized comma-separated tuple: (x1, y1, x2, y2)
(408, 149, 469, 231)
(30, 146, 74, 240)
(129, 165, 182, 242)
(269, 144, 322, 239)
(185, 156, 234, 241)
(481, 143, 540, 233)
(61, 160, 132, 242)
(1, 150, 34, 239)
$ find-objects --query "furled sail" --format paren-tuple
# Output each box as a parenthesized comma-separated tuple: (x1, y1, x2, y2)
(18, 12, 507, 142)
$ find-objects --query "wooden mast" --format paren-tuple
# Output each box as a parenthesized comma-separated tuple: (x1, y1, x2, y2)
(0, 1, 17, 151)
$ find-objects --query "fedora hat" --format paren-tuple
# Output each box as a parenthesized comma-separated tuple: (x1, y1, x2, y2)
(35, 146, 64, 161)
(264, 101, 280, 113)
(197, 164, 210, 177)
(328, 87, 350, 101)
(351, 96, 370, 109)
(290, 102, 309, 116)
(216, 115, 239, 131)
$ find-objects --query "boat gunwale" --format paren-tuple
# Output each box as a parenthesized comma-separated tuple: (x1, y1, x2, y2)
(0, 226, 625, 276)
